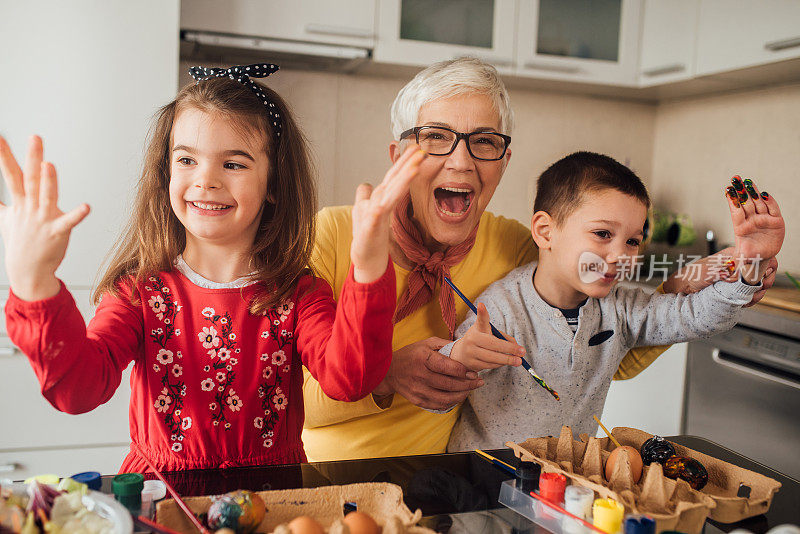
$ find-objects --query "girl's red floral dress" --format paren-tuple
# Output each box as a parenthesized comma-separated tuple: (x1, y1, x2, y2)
(5, 259, 395, 472)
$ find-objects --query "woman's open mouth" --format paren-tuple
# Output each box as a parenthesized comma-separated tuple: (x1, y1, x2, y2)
(434, 186, 475, 219)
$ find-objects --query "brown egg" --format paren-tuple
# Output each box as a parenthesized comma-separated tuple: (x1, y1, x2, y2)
(287, 516, 325, 534)
(605, 445, 644, 483)
(342, 511, 381, 534)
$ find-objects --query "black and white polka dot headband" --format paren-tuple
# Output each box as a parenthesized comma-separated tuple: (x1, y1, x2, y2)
(189, 63, 282, 138)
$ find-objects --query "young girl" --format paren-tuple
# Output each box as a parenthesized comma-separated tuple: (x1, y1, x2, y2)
(0, 63, 426, 472)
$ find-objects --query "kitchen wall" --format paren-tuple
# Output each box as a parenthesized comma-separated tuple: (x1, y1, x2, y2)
(651, 82, 800, 273)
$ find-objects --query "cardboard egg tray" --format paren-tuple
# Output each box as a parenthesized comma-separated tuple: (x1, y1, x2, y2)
(602, 427, 781, 523)
(506, 426, 716, 534)
(156, 482, 436, 533)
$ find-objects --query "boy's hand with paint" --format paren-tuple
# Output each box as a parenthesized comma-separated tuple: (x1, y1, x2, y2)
(725, 176, 785, 284)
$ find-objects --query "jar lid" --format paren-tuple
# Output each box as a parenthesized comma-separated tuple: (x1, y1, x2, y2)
(71, 471, 102, 491)
(539, 472, 566, 493)
(564, 485, 594, 503)
(142, 480, 167, 501)
(624, 515, 656, 534)
(515, 461, 541, 479)
(112, 473, 145, 496)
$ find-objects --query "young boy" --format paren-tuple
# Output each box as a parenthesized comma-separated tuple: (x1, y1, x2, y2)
(440, 151, 785, 452)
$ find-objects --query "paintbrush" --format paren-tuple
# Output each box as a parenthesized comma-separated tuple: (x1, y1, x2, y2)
(593, 415, 622, 448)
(134, 445, 210, 534)
(474, 449, 517, 476)
(443, 276, 560, 400)
(134, 516, 185, 534)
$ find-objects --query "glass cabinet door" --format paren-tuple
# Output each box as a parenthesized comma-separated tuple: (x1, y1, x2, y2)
(516, 0, 642, 85)
(375, 0, 517, 72)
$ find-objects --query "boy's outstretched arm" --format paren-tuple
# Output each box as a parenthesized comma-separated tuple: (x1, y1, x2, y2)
(620, 178, 785, 347)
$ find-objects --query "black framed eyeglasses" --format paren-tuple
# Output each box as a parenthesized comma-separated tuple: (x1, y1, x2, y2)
(400, 126, 511, 161)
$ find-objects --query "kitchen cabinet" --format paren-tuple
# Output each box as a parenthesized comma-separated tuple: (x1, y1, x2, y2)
(696, 0, 800, 76)
(0, 0, 178, 479)
(375, 0, 642, 86)
(181, 0, 376, 48)
(374, 0, 517, 73)
(517, 0, 643, 85)
(0, 288, 132, 478)
(603, 342, 688, 437)
(638, 0, 699, 86)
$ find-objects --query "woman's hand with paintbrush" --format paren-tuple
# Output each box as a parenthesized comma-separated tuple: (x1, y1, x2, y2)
(450, 303, 525, 372)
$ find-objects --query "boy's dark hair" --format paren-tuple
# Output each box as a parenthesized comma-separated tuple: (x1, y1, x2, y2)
(533, 151, 650, 225)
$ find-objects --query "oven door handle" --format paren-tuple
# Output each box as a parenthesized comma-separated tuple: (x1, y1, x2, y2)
(712, 349, 800, 390)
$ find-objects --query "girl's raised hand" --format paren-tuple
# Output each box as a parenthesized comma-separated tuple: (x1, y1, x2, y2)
(0, 136, 90, 301)
(350, 143, 427, 283)
(725, 176, 785, 284)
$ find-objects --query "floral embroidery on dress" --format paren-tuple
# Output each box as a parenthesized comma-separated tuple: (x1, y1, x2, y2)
(256, 298, 295, 448)
(198, 308, 241, 428)
(145, 276, 186, 454)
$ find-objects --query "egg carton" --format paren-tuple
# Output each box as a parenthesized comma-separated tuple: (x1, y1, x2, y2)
(156, 482, 436, 533)
(601, 427, 781, 523)
(506, 426, 716, 534)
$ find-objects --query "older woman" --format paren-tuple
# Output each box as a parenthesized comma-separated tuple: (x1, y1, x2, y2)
(302, 58, 776, 461)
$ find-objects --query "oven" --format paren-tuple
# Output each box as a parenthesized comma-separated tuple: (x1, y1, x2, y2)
(683, 323, 800, 480)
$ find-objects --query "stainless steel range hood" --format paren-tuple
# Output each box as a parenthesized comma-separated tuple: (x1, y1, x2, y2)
(181, 30, 370, 73)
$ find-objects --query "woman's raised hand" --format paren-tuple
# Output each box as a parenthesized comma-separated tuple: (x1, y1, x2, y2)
(350, 143, 426, 283)
(0, 136, 90, 300)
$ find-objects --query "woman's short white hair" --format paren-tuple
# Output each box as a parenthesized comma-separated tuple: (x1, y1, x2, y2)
(390, 57, 514, 139)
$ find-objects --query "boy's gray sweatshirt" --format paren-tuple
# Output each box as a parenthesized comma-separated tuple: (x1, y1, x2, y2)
(439, 262, 760, 452)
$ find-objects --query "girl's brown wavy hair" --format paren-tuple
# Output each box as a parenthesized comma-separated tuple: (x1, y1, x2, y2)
(94, 77, 317, 315)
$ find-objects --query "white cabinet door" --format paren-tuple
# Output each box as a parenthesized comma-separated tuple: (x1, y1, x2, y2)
(0, 339, 131, 451)
(0, 1, 180, 287)
(516, 0, 643, 85)
(602, 343, 688, 437)
(374, 0, 517, 72)
(696, 0, 800, 76)
(638, 0, 699, 86)
(181, 0, 376, 48)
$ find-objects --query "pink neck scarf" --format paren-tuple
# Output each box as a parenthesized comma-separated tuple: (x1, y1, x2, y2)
(391, 195, 479, 339)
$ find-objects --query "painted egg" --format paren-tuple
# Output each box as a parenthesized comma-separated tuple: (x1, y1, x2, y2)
(640, 436, 676, 465)
(225, 490, 266, 533)
(207, 497, 242, 531)
(663, 456, 708, 490)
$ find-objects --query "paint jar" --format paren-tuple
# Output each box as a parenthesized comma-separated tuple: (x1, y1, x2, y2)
(112, 473, 145, 514)
(539, 472, 567, 520)
(593, 498, 625, 533)
(624, 515, 656, 534)
(515, 461, 541, 494)
(563, 485, 594, 533)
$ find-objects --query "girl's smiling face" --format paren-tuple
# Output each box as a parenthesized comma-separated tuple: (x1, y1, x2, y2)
(169, 107, 270, 252)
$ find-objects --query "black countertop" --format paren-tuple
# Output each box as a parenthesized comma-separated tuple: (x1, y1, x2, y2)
(123, 435, 799, 533)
